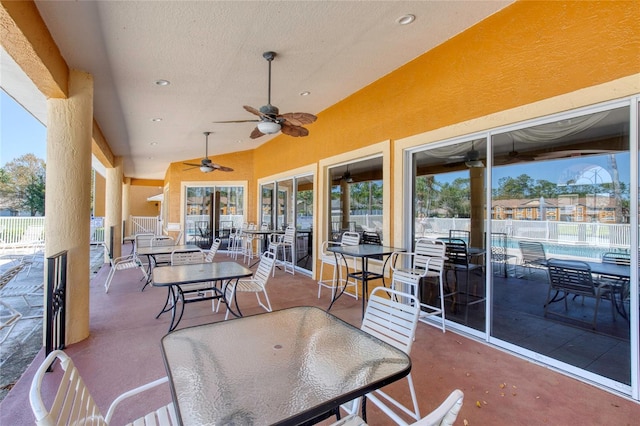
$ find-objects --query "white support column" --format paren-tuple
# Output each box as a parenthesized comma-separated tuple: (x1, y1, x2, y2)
(45, 70, 93, 345)
(106, 156, 123, 260)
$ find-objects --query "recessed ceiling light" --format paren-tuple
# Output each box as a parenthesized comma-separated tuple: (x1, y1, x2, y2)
(397, 14, 415, 25)
(155, 79, 170, 86)
(300, 91, 311, 96)
(147, 156, 154, 160)
(149, 142, 158, 146)
(151, 118, 162, 122)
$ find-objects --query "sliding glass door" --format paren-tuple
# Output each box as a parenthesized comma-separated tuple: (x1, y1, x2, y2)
(184, 184, 244, 249)
(408, 99, 636, 392)
(260, 173, 315, 273)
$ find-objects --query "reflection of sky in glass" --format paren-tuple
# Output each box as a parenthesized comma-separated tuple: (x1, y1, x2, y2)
(491, 154, 630, 189)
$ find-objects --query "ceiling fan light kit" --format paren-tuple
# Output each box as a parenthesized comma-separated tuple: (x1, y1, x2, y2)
(465, 159, 484, 168)
(257, 121, 281, 134)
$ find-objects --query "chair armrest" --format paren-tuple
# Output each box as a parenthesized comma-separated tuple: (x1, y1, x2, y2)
(390, 252, 429, 271)
(111, 254, 138, 263)
(104, 376, 170, 423)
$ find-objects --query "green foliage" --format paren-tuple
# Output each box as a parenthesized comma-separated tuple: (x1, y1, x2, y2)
(0, 153, 46, 215)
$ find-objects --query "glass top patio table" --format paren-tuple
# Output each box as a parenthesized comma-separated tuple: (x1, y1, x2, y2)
(160, 306, 411, 426)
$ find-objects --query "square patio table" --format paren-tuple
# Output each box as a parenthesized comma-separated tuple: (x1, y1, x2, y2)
(152, 261, 252, 332)
(161, 306, 411, 425)
(327, 244, 405, 317)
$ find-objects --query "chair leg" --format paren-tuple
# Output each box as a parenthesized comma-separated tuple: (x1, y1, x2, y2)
(256, 290, 272, 312)
(105, 268, 115, 293)
(368, 372, 421, 422)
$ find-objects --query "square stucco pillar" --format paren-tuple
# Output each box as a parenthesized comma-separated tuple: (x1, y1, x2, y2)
(469, 167, 486, 249)
(45, 70, 93, 345)
(106, 156, 123, 260)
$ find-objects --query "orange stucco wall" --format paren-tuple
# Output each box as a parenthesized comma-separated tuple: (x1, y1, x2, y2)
(129, 185, 163, 217)
(165, 149, 255, 223)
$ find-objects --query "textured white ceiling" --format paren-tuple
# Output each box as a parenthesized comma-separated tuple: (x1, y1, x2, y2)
(21, 1, 512, 179)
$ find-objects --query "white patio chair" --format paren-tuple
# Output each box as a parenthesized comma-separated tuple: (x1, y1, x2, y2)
(205, 238, 222, 262)
(228, 223, 248, 259)
(317, 237, 359, 301)
(242, 223, 259, 264)
(104, 237, 149, 293)
(391, 239, 447, 332)
(342, 287, 421, 423)
(222, 251, 276, 320)
(29, 349, 176, 426)
(318, 240, 346, 299)
(0, 262, 27, 344)
(268, 226, 296, 275)
(134, 233, 156, 281)
(151, 236, 176, 267)
(333, 389, 464, 426)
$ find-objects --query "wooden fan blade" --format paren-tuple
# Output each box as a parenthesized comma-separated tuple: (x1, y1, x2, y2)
(183, 162, 202, 167)
(210, 163, 234, 172)
(243, 105, 265, 118)
(281, 122, 309, 137)
(183, 166, 199, 171)
(213, 119, 260, 123)
(280, 112, 317, 127)
(250, 127, 265, 139)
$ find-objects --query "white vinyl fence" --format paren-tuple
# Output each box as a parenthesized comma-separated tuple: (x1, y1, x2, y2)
(0, 217, 45, 245)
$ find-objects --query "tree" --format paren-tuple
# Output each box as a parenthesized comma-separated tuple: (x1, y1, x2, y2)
(436, 178, 470, 217)
(0, 154, 46, 216)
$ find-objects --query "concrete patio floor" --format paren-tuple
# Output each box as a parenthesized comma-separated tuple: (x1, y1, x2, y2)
(0, 248, 638, 424)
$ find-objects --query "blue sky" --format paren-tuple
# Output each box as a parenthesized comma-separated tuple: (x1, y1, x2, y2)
(437, 153, 631, 189)
(0, 90, 46, 167)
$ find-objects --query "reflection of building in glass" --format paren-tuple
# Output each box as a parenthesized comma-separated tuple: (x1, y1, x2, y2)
(491, 196, 616, 223)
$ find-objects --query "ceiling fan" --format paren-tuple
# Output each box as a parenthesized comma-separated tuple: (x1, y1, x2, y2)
(183, 132, 234, 173)
(214, 51, 317, 139)
(501, 138, 536, 164)
(341, 165, 354, 183)
(464, 141, 484, 168)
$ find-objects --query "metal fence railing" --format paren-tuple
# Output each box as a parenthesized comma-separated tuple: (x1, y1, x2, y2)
(418, 218, 630, 249)
(45, 250, 67, 357)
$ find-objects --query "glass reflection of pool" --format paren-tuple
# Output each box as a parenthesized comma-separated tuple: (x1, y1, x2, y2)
(506, 239, 629, 261)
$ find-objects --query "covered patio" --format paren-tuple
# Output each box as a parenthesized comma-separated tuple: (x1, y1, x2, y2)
(1, 251, 637, 424)
(1, 0, 639, 415)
